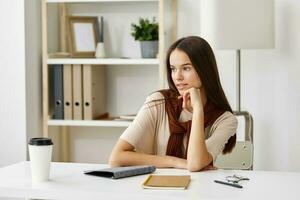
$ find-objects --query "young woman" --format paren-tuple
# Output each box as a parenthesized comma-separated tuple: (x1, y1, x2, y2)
(109, 36, 237, 171)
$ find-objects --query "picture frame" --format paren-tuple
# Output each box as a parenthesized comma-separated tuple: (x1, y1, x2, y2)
(68, 16, 99, 58)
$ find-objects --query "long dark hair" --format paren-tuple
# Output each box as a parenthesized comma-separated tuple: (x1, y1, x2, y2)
(166, 36, 236, 154)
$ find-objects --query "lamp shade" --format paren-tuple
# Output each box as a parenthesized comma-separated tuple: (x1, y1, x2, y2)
(200, 0, 275, 49)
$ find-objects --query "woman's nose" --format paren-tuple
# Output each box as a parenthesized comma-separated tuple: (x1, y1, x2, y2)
(175, 70, 183, 80)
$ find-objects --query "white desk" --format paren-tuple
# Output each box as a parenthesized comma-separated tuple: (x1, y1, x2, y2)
(0, 161, 299, 200)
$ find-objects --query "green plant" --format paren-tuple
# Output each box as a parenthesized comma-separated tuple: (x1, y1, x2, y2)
(131, 17, 158, 41)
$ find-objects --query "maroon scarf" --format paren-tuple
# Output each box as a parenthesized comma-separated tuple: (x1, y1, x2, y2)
(159, 89, 225, 159)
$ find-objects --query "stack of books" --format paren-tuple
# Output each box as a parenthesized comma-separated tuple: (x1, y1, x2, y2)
(49, 64, 107, 120)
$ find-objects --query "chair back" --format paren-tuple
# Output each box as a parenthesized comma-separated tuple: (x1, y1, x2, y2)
(215, 111, 254, 170)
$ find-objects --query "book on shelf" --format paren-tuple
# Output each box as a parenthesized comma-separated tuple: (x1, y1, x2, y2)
(142, 175, 191, 190)
(82, 64, 106, 120)
(63, 64, 73, 119)
(72, 64, 83, 120)
(48, 52, 70, 58)
(50, 64, 64, 119)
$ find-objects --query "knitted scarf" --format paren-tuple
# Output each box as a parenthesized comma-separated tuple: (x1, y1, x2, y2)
(159, 89, 225, 159)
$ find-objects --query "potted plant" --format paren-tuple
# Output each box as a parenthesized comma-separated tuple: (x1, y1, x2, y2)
(131, 17, 159, 58)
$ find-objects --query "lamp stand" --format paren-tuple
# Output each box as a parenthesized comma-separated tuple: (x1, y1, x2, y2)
(234, 49, 253, 143)
(236, 49, 241, 112)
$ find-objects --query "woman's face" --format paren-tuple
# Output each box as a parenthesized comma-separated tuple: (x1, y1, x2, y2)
(169, 49, 202, 95)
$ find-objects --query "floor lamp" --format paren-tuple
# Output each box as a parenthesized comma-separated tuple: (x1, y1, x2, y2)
(200, 0, 275, 169)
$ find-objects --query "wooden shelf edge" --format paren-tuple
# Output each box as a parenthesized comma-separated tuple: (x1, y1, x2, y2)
(47, 0, 159, 3)
(47, 58, 159, 65)
(48, 119, 131, 127)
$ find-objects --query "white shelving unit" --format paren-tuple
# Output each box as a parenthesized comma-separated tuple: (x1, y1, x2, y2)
(47, 58, 159, 65)
(47, 0, 159, 3)
(42, 0, 177, 161)
(48, 119, 131, 127)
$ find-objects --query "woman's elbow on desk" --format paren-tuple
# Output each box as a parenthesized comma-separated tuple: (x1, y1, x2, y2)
(187, 163, 211, 172)
(108, 153, 121, 167)
(186, 157, 213, 172)
(109, 139, 135, 167)
(108, 148, 126, 167)
(109, 151, 131, 167)
(187, 164, 202, 172)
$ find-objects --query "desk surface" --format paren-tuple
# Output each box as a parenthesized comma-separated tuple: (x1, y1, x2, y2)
(0, 161, 299, 200)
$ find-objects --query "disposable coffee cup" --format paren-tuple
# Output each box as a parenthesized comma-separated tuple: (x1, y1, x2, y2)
(28, 138, 53, 183)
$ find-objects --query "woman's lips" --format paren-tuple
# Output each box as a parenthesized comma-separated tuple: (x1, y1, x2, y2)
(176, 83, 188, 90)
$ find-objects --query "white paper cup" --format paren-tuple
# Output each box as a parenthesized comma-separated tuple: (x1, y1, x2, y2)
(28, 138, 53, 183)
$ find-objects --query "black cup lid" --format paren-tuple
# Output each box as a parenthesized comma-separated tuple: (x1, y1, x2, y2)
(29, 138, 53, 146)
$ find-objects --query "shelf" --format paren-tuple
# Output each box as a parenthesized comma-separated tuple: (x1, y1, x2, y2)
(48, 119, 131, 127)
(47, 0, 159, 3)
(47, 58, 159, 65)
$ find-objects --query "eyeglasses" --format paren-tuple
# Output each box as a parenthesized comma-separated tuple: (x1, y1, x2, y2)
(214, 174, 250, 189)
(225, 174, 250, 184)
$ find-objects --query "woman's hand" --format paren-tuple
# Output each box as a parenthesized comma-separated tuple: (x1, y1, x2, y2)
(178, 87, 203, 112)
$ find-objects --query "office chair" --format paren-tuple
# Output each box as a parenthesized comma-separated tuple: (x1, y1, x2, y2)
(214, 111, 253, 170)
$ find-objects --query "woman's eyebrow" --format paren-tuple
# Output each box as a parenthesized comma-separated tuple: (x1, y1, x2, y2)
(181, 63, 191, 66)
(170, 63, 191, 67)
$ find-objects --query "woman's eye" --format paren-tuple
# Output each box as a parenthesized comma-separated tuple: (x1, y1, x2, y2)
(170, 67, 176, 72)
(183, 66, 191, 71)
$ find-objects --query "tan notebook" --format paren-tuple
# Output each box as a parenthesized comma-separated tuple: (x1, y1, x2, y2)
(142, 175, 191, 190)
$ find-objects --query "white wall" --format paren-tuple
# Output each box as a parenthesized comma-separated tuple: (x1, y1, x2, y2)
(25, 0, 43, 151)
(242, 1, 300, 171)
(0, 0, 27, 167)
(0, 0, 42, 168)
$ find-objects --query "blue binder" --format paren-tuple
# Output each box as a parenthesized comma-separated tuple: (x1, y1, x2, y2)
(50, 64, 64, 119)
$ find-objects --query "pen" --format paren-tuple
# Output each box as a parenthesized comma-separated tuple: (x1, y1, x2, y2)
(214, 180, 243, 189)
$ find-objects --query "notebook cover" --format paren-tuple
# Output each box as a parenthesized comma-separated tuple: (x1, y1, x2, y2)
(84, 165, 156, 179)
(142, 175, 191, 190)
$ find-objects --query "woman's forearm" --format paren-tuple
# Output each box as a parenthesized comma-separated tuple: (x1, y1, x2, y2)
(109, 150, 187, 169)
(187, 106, 212, 171)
